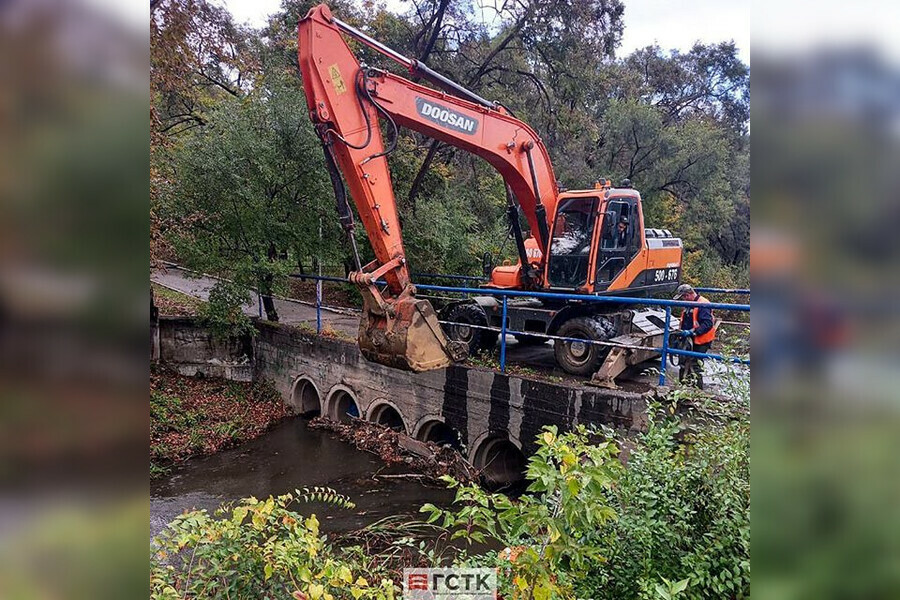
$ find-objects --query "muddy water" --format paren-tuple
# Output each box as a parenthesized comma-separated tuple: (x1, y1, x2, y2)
(151, 418, 455, 538)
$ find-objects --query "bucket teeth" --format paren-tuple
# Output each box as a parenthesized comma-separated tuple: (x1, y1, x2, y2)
(358, 295, 462, 372)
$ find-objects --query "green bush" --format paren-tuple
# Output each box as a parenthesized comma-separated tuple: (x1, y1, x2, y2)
(422, 426, 622, 599)
(151, 492, 396, 600)
(424, 398, 749, 600)
(198, 280, 256, 340)
(580, 402, 749, 599)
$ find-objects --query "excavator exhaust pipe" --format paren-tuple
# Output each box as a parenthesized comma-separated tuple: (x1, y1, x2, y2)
(351, 269, 467, 372)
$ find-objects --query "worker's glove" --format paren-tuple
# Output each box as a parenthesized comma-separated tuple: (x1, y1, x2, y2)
(677, 329, 695, 338)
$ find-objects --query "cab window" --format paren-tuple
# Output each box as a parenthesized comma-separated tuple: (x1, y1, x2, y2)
(547, 197, 598, 288)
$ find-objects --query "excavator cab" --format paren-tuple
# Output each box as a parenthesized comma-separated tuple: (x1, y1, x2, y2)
(546, 196, 598, 289)
(594, 196, 641, 290)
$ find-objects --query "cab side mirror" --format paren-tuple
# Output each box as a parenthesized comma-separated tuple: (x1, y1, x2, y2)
(482, 252, 493, 277)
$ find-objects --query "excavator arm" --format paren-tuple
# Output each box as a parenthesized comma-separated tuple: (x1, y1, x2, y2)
(297, 3, 559, 371)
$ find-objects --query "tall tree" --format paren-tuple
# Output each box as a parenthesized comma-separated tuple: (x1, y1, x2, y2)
(162, 74, 332, 321)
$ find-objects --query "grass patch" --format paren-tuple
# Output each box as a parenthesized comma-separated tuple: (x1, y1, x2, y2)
(152, 282, 204, 316)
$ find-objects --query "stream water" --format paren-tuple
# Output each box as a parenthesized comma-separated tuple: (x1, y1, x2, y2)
(150, 418, 455, 538)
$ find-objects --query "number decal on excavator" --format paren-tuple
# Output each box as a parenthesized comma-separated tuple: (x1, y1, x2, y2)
(415, 97, 479, 135)
(328, 64, 347, 94)
(653, 268, 679, 283)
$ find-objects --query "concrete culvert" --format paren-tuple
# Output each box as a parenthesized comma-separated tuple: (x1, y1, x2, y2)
(473, 437, 526, 488)
(292, 378, 321, 417)
(417, 420, 462, 450)
(329, 389, 360, 423)
(369, 403, 405, 433)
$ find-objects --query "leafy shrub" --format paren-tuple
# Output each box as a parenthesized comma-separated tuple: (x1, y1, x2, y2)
(424, 398, 749, 600)
(151, 492, 396, 600)
(422, 426, 622, 599)
(199, 280, 255, 340)
(579, 402, 749, 600)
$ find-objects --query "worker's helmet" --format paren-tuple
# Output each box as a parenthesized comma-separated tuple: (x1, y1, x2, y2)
(618, 215, 629, 225)
(673, 283, 694, 300)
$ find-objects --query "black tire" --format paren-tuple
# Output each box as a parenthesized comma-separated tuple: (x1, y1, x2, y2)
(514, 334, 548, 346)
(553, 316, 617, 376)
(443, 302, 498, 355)
(668, 336, 692, 366)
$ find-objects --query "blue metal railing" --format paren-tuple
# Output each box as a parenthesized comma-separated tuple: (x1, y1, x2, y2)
(694, 287, 750, 295)
(160, 262, 749, 385)
(291, 272, 749, 386)
(159, 261, 748, 385)
(414, 272, 750, 296)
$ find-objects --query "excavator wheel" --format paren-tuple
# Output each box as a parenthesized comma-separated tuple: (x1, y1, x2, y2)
(553, 316, 617, 376)
(443, 302, 498, 356)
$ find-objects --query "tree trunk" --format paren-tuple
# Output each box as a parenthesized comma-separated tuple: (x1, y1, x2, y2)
(261, 274, 279, 322)
(263, 242, 280, 322)
(262, 292, 278, 322)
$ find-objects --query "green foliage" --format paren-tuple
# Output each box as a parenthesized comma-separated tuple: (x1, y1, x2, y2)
(652, 577, 691, 600)
(198, 280, 255, 340)
(387, 136, 510, 275)
(151, 390, 749, 600)
(297, 486, 357, 510)
(161, 64, 338, 320)
(421, 426, 622, 599)
(154, 0, 747, 288)
(420, 397, 749, 600)
(151, 390, 204, 434)
(151, 493, 396, 600)
(577, 401, 750, 600)
(151, 372, 286, 473)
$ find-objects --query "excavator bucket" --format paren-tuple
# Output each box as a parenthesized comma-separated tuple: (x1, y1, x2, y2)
(357, 289, 468, 372)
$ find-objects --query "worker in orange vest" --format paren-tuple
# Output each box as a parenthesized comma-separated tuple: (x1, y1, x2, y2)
(673, 283, 717, 388)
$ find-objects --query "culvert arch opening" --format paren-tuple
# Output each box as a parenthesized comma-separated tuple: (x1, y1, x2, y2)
(416, 420, 463, 451)
(368, 402, 406, 433)
(291, 377, 321, 417)
(472, 436, 526, 488)
(327, 388, 360, 423)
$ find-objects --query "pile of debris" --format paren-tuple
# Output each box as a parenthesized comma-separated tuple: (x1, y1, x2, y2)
(308, 417, 478, 484)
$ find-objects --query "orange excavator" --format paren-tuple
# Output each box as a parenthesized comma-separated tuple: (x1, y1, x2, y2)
(297, 4, 683, 378)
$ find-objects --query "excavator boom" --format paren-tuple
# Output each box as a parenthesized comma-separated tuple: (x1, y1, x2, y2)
(297, 4, 558, 371)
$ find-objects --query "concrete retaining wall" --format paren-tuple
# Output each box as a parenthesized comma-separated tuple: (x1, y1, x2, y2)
(156, 317, 253, 382)
(253, 322, 648, 475)
(155, 317, 651, 481)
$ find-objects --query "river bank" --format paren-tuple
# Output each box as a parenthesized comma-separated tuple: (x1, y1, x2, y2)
(150, 367, 289, 477)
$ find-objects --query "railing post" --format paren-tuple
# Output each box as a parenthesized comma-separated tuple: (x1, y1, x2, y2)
(317, 216, 323, 334)
(500, 295, 508, 373)
(659, 305, 671, 386)
(316, 279, 322, 334)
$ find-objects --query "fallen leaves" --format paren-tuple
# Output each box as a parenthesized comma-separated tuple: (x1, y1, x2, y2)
(151, 368, 289, 472)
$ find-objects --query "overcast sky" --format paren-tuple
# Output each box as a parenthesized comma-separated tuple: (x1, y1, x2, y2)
(217, 0, 750, 63)
(130, 0, 900, 65)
